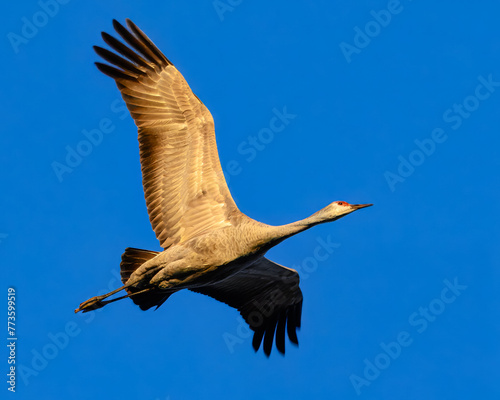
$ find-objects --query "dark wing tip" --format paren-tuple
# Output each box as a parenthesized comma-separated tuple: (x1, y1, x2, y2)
(263, 316, 279, 357)
(112, 18, 125, 32)
(275, 313, 287, 355)
(107, 19, 159, 66)
(94, 62, 138, 82)
(252, 329, 265, 353)
(125, 18, 138, 32)
(95, 19, 173, 82)
(286, 302, 302, 346)
(93, 45, 143, 76)
(249, 304, 302, 356)
(124, 18, 171, 66)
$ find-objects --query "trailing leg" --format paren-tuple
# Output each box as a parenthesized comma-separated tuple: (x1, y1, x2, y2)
(75, 286, 153, 313)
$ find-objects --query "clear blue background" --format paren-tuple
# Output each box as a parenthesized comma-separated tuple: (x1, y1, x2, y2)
(2, 1, 499, 399)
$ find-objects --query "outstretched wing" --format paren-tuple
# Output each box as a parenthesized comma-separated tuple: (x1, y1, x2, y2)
(94, 19, 239, 248)
(190, 258, 303, 356)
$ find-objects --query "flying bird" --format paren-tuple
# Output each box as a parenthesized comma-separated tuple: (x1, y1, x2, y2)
(75, 19, 372, 356)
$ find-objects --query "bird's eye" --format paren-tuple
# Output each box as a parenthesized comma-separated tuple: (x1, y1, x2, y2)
(337, 201, 344, 206)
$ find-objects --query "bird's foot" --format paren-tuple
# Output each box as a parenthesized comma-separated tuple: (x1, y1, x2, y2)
(75, 295, 106, 313)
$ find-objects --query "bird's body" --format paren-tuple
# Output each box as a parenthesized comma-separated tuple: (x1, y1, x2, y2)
(129, 219, 271, 290)
(76, 19, 372, 356)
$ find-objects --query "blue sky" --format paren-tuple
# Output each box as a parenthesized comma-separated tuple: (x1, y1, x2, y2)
(2, 0, 500, 399)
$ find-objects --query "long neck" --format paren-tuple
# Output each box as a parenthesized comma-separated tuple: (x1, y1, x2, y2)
(263, 212, 325, 249)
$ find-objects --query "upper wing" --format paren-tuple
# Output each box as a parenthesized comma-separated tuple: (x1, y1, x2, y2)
(190, 258, 303, 356)
(94, 19, 239, 248)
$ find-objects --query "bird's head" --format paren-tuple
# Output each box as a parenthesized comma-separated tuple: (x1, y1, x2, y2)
(311, 201, 373, 224)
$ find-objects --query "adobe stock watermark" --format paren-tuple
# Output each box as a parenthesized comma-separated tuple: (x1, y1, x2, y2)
(52, 98, 128, 182)
(385, 74, 499, 192)
(223, 106, 296, 184)
(8, 0, 72, 54)
(17, 268, 123, 387)
(349, 277, 467, 395)
(213, 0, 243, 22)
(223, 235, 340, 353)
(339, 0, 414, 63)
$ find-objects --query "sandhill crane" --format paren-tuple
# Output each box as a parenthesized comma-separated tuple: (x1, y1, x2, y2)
(75, 19, 372, 356)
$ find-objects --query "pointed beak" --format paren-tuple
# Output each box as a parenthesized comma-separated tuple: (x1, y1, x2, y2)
(352, 203, 373, 210)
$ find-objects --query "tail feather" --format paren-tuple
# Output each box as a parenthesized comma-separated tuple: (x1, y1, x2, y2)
(120, 247, 159, 284)
(120, 247, 172, 311)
